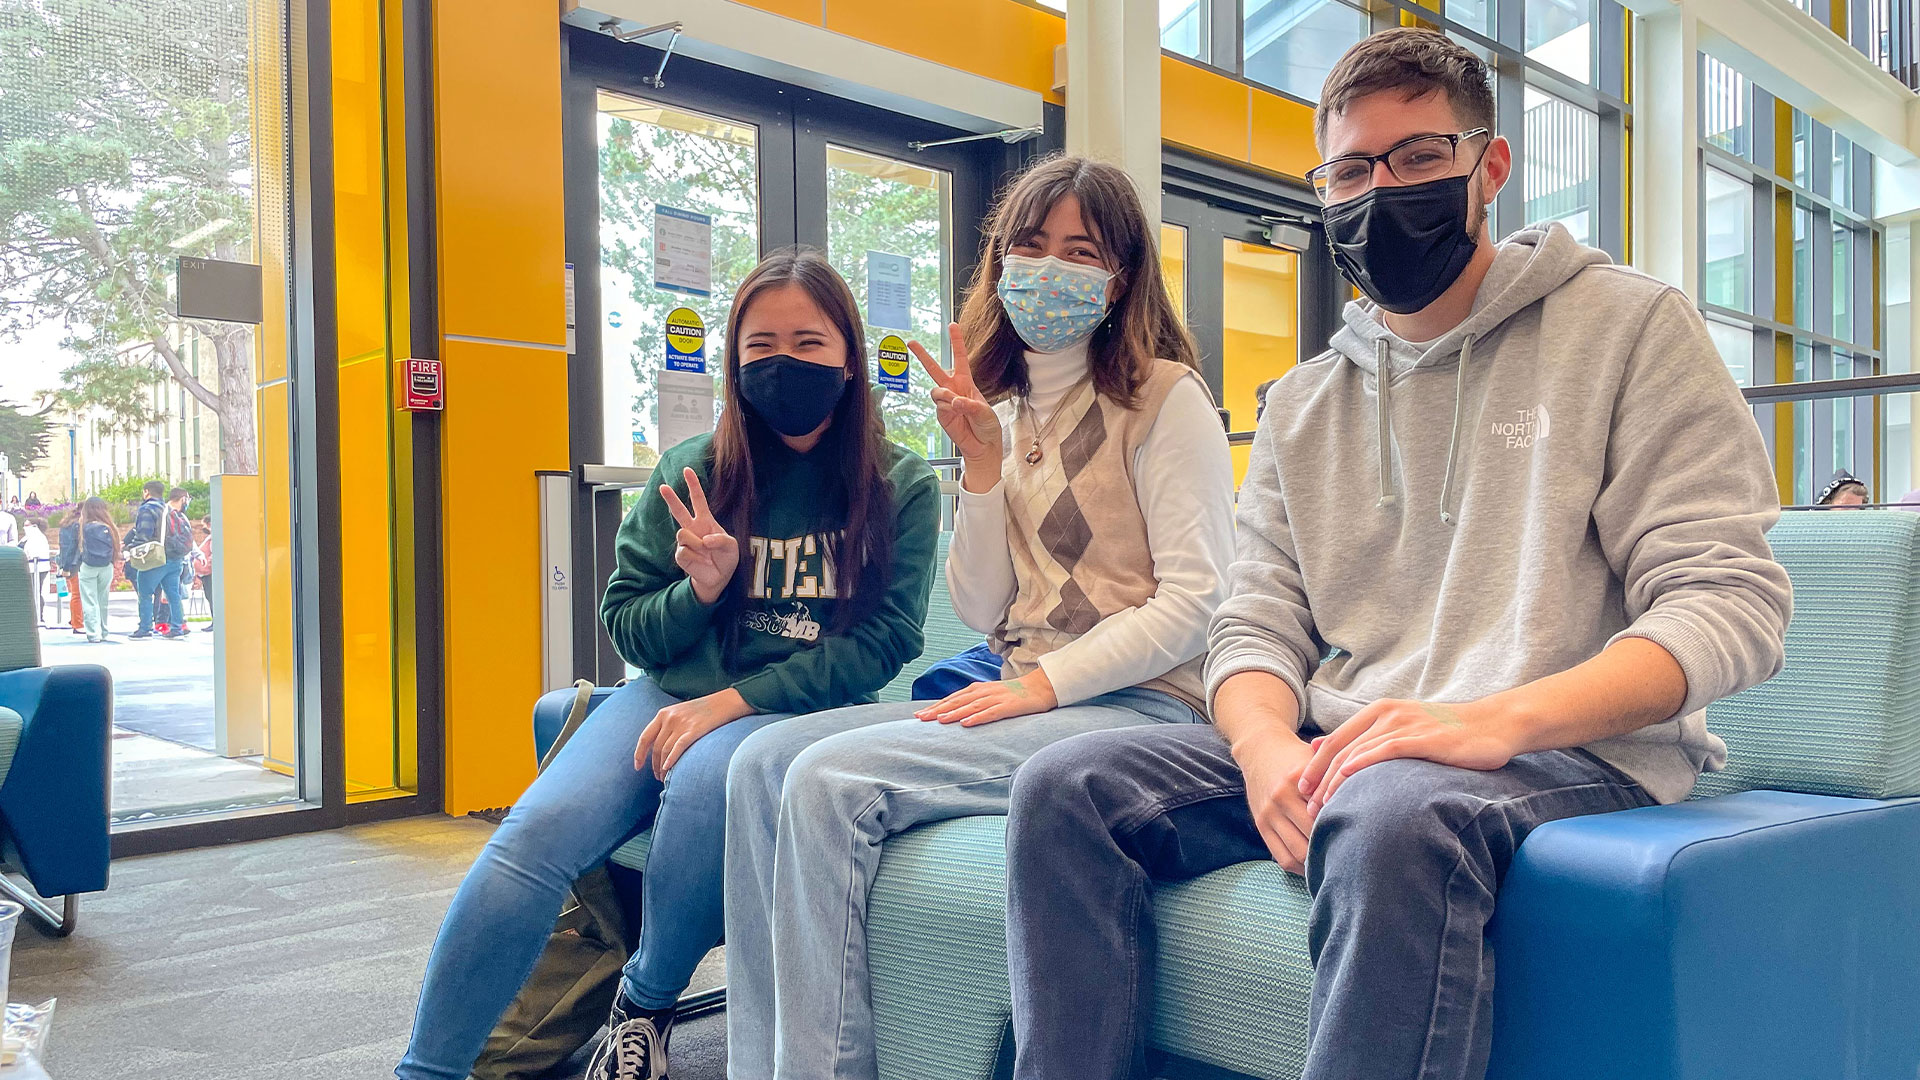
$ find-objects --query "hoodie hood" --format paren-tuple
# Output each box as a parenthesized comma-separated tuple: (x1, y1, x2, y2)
(1331, 223, 1612, 377)
(1324, 223, 1612, 518)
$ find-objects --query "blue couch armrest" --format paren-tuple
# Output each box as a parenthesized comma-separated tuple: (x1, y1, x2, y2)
(1487, 790, 1920, 1080)
(0, 665, 113, 897)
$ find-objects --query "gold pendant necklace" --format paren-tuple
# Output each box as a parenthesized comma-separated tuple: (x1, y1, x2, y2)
(1020, 377, 1091, 466)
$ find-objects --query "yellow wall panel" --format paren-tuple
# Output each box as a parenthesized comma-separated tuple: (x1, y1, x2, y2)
(435, 0, 567, 346)
(1161, 57, 1250, 163)
(213, 473, 266, 759)
(338, 354, 399, 795)
(258, 379, 299, 774)
(439, 339, 570, 812)
(824, 0, 1062, 97)
(1250, 89, 1319, 179)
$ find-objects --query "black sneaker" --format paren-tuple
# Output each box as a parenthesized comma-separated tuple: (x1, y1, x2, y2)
(164, 627, 190, 639)
(129, 629, 154, 639)
(585, 996, 671, 1080)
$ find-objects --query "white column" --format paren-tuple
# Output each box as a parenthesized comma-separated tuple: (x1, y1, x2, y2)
(1065, 0, 1162, 224)
(1631, 8, 1701, 295)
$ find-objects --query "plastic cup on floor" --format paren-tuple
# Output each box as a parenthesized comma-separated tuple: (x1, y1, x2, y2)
(0, 899, 19, 1007)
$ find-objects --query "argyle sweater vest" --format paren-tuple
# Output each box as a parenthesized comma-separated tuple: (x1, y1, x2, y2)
(989, 358, 1208, 712)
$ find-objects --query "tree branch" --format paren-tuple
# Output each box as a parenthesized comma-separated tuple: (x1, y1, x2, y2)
(149, 336, 223, 413)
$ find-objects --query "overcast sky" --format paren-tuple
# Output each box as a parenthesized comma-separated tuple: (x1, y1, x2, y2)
(0, 319, 78, 406)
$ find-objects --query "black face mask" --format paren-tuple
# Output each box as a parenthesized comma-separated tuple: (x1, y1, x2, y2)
(737, 354, 848, 438)
(1323, 174, 1479, 315)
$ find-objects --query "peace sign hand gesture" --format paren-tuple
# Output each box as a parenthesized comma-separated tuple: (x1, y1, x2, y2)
(659, 468, 739, 605)
(911, 323, 1003, 493)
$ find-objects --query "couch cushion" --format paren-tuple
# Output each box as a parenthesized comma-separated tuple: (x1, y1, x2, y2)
(879, 532, 983, 704)
(1697, 511, 1920, 800)
(869, 816, 1013, 1080)
(609, 828, 652, 872)
(867, 816, 1316, 1080)
(1151, 861, 1313, 1078)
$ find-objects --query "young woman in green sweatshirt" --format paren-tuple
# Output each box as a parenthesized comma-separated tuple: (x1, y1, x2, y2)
(400, 249, 940, 1080)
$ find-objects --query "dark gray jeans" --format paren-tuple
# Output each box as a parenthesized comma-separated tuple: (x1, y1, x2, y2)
(1004, 723, 1655, 1080)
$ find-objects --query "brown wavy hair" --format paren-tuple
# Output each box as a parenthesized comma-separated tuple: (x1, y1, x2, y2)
(707, 247, 895, 658)
(956, 154, 1198, 407)
(81, 496, 122, 563)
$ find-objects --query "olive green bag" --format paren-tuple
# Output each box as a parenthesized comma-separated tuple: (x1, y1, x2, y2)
(471, 680, 639, 1080)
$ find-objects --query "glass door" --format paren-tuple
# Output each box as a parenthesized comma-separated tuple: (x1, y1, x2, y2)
(595, 93, 763, 469)
(1162, 184, 1340, 481)
(565, 28, 1005, 682)
(823, 145, 954, 461)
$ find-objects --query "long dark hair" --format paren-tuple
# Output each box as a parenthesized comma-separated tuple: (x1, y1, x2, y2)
(81, 496, 121, 563)
(958, 154, 1199, 407)
(708, 247, 896, 657)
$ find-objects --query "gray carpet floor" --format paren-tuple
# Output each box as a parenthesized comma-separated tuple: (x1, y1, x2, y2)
(10, 815, 727, 1080)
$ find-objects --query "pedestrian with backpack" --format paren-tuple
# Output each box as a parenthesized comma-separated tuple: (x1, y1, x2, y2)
(76, 497, 121, 642)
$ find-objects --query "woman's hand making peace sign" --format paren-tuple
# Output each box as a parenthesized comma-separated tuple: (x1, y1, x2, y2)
(911, 323, 1004, 494)
(659, 467, 739, 605)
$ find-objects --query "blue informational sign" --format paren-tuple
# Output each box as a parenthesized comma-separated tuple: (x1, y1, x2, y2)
(665, 307, 707, 373)
(866, 251, 913, 331)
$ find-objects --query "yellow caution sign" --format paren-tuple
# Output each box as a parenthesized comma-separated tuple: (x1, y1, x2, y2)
(665, 307, 706, 372)
(877, 334, 910, 393)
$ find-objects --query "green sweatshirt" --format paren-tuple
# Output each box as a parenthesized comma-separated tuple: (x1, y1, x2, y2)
(601, 431, 941, 714)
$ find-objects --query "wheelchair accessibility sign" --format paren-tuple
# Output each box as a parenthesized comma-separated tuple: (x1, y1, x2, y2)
(666, 307, 707, 373)
(877, 334, 911, 393)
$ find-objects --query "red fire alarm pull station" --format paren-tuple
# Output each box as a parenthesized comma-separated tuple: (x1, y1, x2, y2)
(403, 358, 444, 411)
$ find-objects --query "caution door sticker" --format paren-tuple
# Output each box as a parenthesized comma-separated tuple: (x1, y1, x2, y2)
(666, 307, 707, 373)
(877, 334, 911, 393)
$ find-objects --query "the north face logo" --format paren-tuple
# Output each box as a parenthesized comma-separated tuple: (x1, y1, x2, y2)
(1490, 404, 1551, 449)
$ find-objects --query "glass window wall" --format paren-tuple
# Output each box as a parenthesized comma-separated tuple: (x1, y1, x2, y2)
(1242, 0, 1370, 103)
(1522, 88, 1597, 244)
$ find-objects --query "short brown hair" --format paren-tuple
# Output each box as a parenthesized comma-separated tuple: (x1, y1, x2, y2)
(1316, 28, 1496, 152)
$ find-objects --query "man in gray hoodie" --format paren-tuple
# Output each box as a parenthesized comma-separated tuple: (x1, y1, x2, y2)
(1001, 27, 1792, 1080)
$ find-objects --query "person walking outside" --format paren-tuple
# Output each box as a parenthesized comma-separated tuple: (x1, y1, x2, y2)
(55, 510, 85, 634)
(128, 482, 192, 639)
(192, 518, 215, 632)
(76, 497, 121, 642)
(20, 516, 52, 626)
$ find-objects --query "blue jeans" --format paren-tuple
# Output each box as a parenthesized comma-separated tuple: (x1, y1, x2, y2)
(723, 687, 1201, 1080)
(397, 676, 792, 1080)
(1004, 724, 1656, 1080)
(136, 558, 184, 633)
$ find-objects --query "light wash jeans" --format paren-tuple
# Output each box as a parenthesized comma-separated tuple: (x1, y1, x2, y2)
(396, 676, 793, 1080)
(723, 687, 1200, 1080)
(78, 563, 113, 641)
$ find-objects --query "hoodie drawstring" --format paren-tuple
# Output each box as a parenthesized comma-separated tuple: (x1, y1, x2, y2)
(1373, 335, 1473, 525)
(1373, 338, 1397, 509)
(1437, 336, 1472, 527)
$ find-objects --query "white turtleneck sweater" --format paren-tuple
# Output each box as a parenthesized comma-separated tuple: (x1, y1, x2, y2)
(945, 341, 1236, 707)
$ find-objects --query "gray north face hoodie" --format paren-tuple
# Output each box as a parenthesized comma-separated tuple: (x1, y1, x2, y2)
(1206, 223, 1793, 804)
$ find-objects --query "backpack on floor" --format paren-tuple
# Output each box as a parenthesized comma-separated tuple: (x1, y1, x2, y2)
(471, 680, 639, 1080)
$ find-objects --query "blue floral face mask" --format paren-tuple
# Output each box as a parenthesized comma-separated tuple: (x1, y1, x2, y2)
(995, 253, 1113, 353)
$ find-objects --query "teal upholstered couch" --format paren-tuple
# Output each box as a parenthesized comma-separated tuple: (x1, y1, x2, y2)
(545, 510, 1920, 1079)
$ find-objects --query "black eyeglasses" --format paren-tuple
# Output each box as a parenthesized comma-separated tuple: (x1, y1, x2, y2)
(1306, 129, 1491, 205)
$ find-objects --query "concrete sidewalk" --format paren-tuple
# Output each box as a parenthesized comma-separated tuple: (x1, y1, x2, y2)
(37, 588, 297, 822)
